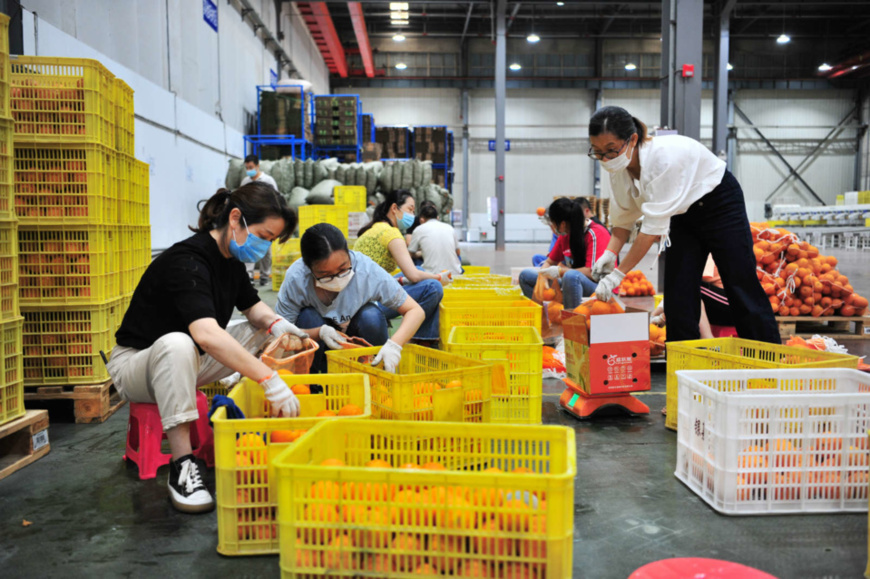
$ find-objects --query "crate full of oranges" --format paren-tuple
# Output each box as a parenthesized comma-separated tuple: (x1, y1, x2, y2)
(618, 270, 655, 297)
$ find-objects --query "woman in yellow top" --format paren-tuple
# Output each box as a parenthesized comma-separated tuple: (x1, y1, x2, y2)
(354, 190, 446, 342)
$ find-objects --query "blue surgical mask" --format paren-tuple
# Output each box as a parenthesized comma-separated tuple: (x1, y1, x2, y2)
(229, 217, 271, 263)
(398, 211, 415, 232)
(246, 169, 257, 178)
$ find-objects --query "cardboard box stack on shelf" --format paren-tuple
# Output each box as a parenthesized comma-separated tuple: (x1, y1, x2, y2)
(259, 91, 311, 141)
(10, 55, 150, 390)
(313, 96, 357, 147)
(360, 113, 374, 143)
(375, 126, 411, 159)
(413, 125, 447, 164)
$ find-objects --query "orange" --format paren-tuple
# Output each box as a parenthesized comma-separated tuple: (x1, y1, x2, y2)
(290, 384, 311, 395)
(366, 458, 392, 469)
(428, 534, 465, 574)
(324, 534, 357, 570)
(512, 466, 534, 474)
(457, 560, 495, 578)
(499, 499, 531, 532)
(340, 503, 368, 525)
(390, 534, 422, 571)
(317, 409, 337, 417)
(737, 445, 768, 470)
(301, 503, 339, 544)
(365, 554, 393, 574)
(337, 404, 364, 416)
(474, 518, 515, 557)
(422, 461, 446, 471)
(320, 458, 346, 467)
(542, 288, 556, 301)
(445, 380, 462, 389)
(295, 538, 322, 568)
(503, 563, 537, 579)
(589, 300, 612, 316)
(351, 507, 391, 549)
(310, 480, 341, 501)
(278, 369, 294, 377)
(271, 430, 295, 443)
(536, 207, 546, 217)
(236, 433, 266, 448)
(518, 514, 548, 560)
(400, 462, 422, 470)
(413, 563, 438, 575)
(390, 490, 426, 526)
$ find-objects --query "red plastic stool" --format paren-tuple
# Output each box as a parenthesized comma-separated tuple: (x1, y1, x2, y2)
(710, 324, 738, 338)
(629, 558, 778, 579)
(123, 391, 214, 480)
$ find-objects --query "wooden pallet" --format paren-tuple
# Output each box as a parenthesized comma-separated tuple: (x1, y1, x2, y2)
(776, 315, 870, 340)
(24, 380, 125, 424)
(0, 409, 50, 481)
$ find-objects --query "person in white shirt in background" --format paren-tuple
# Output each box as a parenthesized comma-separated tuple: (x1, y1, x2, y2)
(587, 105, 779, 344)
(240, 154, 278, 286)
(407, 201, 463, 277)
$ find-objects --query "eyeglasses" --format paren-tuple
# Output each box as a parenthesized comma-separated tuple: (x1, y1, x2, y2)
(587, 139, 629, 161)
(315, 256, 354, 283)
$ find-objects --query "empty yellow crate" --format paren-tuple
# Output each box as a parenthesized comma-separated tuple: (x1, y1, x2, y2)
(0, 118, 13, 220)
(326, 344, 493, 422)
(113, 78, 134, 155)
(447, 326, 544, 425)
(10, 55, 115, 148)
(213, 374, 371, 556)
(0, 219, 17, 321)
(452, 274, 514, 287)
(117, 225, 151, 297)
(439, 297, 542, 343)
(274, 419, 576, 578)
(443, 286, 521, 303)
(0, 317, 24, 426)
(298, 205, 348, 237)
(462, 265, 490, 275)
(665, 338, 860, 431)
(333, 185, 367, 212)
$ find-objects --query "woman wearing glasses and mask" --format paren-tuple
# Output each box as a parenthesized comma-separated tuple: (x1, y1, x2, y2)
(275, 223, 425, 373)
(587, 105, 779, 344)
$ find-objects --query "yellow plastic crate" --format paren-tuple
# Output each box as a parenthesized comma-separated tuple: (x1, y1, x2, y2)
(665, 338, 860, 431)
(0, 15, 9, 118)
(447, 326, 544, 425)
(14, 144, 118, 225)
(272, 238, 301, 292)
(0, 118, 14, 220)
(439, 297, 542, 343)
(327, 344, 494, 422)
(10, 56, 115, 148)
(213, 374, 372, 556)
(0, 220, 18, 321)
(113, 78, 134, 155)
(198, 381, 229, 409)
(274, 419, 576, 578)
(462, 265, 490, 275)
(443, 286, 522, 303)
(0, 317, 24, 426)
(299, 205, 348, 237)
(333, 185, 367, 212)
(452, 274, 514, 288)
(18, 225, 121, 306)
(118, 225, 151, 297)
(22, 298, 125, 386)
(130, 159, 150, 226)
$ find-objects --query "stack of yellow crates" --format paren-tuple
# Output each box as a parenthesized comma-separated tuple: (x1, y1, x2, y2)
(0, 14, 25, 426)
(10, 55, 149, 387)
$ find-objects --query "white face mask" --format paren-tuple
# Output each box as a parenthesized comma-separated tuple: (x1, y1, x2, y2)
(315, 270, 354, 293)
(601, 140, 634, 174)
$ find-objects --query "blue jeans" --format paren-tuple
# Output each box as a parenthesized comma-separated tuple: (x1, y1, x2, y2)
(519, 268, 597, 310)
(379, 278, 442, 340)
(296, 304, 389, 373)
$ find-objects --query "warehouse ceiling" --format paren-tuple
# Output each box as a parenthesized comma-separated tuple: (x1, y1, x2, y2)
(292, 1, 870, 81)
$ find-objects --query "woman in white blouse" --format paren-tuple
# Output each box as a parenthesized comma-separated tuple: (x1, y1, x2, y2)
(587, 105, 779, 343)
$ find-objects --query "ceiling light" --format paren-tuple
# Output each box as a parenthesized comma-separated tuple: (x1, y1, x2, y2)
(818, 63, 832, 72)
(776, 34, 790, 44)
(389, 2, 409, 10)
(392, 34, 406, 42)
(727, 63, 733, 71)
(391, 19, 409, 25)
(395, 62, 407, 70)
(556, 1, 565, 5)
(390, 11, 409, 19)
(526, 33, 540, 43)
(624, 63, 637, 71)
(853, 65, 859, 70)
(509, 63, 522, 71)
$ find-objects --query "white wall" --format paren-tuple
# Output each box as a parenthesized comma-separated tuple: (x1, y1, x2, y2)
(19, 1, 330, 249)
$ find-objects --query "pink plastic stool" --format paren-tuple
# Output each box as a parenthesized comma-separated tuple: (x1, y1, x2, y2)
(629, 558, 778, 579)
(710, 324, 738, 338)
(123, 391, 214, 480)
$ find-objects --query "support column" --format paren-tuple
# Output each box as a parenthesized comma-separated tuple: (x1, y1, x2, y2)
(713, 0, 736, 156)
(856, 88, 866, 192)
(494, 0, 506, 250)
(660, 0, 675, 129)
(661, 0, 703, 140)
(461, 89, 470, 239)
(593, 90, 602, 197)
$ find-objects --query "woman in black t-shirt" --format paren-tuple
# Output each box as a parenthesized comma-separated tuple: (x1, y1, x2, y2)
(108, 182, 307, 514)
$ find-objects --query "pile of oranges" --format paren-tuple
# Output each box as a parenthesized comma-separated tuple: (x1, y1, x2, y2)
(649, 324, 666, 356)
(618, 270, 655, 297)
(734, 436, 869, 502)
(292, 460, 549, 577)
(752, 223, 868, 318)
(572, 297, 624, 322)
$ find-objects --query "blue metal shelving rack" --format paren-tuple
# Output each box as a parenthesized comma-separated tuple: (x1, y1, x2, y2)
(244, 85, 311, 160)
(311, 94, 362, 162)
(413, 125, 450, 191)
(446, 130, 455, 194)
(376, 125, 413, 161)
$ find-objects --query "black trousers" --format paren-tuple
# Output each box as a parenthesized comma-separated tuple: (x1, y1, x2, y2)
(664, 171, 780, 344)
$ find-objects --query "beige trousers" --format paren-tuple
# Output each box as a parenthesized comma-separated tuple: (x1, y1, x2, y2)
(106, 322, 268, 431)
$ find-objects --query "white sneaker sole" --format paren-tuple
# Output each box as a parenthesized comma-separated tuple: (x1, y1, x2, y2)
(169, 487, 215, 514)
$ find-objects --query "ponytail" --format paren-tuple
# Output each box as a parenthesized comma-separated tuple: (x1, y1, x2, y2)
(358, 189, 414, 237)
(190, 181, 297, 242)
(631, 116, 649, 144)
(548, 197, 587, 269)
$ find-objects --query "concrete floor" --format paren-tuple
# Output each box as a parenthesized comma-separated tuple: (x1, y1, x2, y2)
(1, 243, 868, 577)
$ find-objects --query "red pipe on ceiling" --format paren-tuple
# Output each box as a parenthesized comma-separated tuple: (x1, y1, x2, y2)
(347, 3, 375, 78)
(297, 2, 348, 78)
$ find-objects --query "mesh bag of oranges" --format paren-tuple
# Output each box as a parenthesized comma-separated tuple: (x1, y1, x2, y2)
(618, 270, 655, 297)
(532, 272, 563, 305)
(212, 374, 371, 556)
(649, 323, 667, 357)
(273, 419, 576, 578)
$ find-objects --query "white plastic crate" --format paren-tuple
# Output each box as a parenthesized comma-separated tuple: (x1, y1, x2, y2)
(676, 368, 870, 515)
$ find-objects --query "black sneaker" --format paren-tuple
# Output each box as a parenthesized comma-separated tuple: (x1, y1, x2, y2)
(259, 275, 271, 287)
(168, 454, 214, 514)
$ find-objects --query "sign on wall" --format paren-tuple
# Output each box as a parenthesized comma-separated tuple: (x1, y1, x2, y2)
(488, 140, 510, 152)
(203, 0, 218, 32)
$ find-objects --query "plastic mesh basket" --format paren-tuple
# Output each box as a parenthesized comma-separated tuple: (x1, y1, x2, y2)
(452, 274, 514, 288)
(0, 317, 24, 426)
(0, 118, 14, 220)
(439, 298, 542, 343)
(0, 219, 17, 321)
(333, 186, 367, 212)
(443, 286, 522, 303)
(676, 368, 870, 515)
(299, 205, 348, 237)
(113, 78, 134, 155)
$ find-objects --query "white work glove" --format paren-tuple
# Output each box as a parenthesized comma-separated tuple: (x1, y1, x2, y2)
(269, 316, 308, 340)
(651, 314, 666, 327)
(594, 269, 625, 300)
(437, 272, 453, 287)
(260, 371, 300, 418)
(591, 249, 619, 281)
(319, 325, 347, 350)
(539, 266, 560, 279)
(218, 372, 242, 389)
(371, 339, 403, 373)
